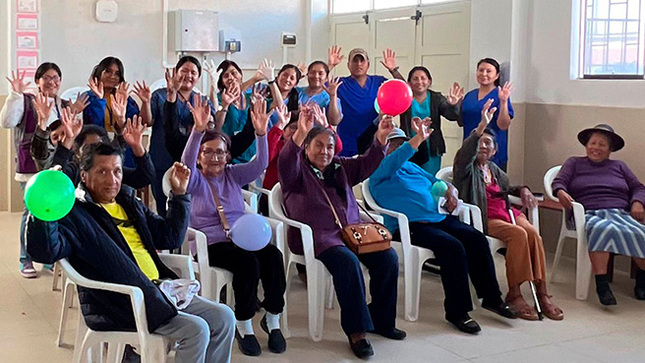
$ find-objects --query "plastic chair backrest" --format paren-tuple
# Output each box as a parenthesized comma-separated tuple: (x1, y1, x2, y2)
(435, 166, 453, 183)
(544, 165, 562, 202)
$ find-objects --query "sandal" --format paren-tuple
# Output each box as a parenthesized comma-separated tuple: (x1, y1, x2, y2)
(538, 294, 564, 321)
(505, 294, 539, 321)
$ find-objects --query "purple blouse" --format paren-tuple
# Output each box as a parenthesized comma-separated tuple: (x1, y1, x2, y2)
(552, 156, 645, 211)
(182, 129, 268, 247)
(278, 138, 386, 256)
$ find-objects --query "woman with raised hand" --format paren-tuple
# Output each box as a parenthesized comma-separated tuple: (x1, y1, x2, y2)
(0, 63, 85, 278)
(182, 95, 286, 357)
(278, 107, 405, 359)
(454, 99, 562, 321)
(399, 66, 463, 175)
(296, 61, 343, 126)
(149, 55, 213, 215)
(459, 58, 514, 171)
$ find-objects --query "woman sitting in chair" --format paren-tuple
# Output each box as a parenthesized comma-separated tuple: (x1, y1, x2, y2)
(370, 119, 515, 334)
(552, 124, 645, 305)
(453, 99, 563, 321)
(181, 95, 286, 357)
(278, 106, 405, 359)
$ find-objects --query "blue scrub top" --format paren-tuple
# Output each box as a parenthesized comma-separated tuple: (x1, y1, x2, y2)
(336, 75, 387, 156)
(460, 87, 514, 166)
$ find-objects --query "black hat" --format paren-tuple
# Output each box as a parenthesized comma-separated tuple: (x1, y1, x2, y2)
(577, 124, 624, 152)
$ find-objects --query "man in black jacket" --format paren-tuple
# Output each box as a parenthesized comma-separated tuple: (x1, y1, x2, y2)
(27, 142, 235, 363)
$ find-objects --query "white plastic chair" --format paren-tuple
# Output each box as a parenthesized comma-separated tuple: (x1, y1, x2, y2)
(63, 253, 194, 362)
(435, 166, 453, 183)
(60, 86, 90, 103)
(544, 165, 591, 300)
(149, 79, 167, 93)
(269, 183, 378, 342)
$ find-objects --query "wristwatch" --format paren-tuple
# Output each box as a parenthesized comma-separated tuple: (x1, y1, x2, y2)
(217, 105, 228, 113)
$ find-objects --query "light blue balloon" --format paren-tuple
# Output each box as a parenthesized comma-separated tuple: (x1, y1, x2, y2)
(229, 214, 272, 251)
(431, 180, 448, 200)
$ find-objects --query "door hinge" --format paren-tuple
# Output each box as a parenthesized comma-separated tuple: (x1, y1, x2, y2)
(362, 13, 369, 24)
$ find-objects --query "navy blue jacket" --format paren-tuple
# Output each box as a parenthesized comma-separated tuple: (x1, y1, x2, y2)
(26, 184, 190, 333)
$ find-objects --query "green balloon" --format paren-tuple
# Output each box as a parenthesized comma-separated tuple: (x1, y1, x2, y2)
(24, 170, 75, 221)
(374, 98, 381, 114)
(431, 180, 449, 200)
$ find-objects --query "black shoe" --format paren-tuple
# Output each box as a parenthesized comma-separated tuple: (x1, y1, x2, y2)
(595, 274, 617, 306)
(482, 300, 517, 319)
(260, 314, 286, 353)
(235, 330, 262, 356)
(121, 344, 141, 363)
(447, 314, 481, 335)
(635, 269, 645, 300)
(348, 337, 374, 359)
(367, 327, 407, 340)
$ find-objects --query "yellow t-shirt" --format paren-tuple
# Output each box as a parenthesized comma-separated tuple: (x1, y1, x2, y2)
(101, 202, 159, 280)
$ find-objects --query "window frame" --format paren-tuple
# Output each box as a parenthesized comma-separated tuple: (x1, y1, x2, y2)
(578, 0, 645, 80)
(330, 0, 459, 15)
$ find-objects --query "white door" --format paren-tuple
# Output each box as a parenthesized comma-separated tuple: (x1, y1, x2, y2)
(415, 1, 471, 167)
(330, 13, 372, 77)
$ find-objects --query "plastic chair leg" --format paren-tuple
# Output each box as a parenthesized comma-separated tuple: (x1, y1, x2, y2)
(575, 238, 592, 300)
(404, 253, 421, 322)
(306, 264, 326, 342)
(52, 262, 61, 291)
(57, 280, 76, 347)
(549, 228, 568, 283)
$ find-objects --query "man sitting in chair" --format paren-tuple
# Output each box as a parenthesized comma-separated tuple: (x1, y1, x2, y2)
(26, 142, 235, 363)
(369, 118, 515, 334)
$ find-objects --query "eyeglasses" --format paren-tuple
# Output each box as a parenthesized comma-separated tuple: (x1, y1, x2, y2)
(40, 76, 61, 83)
(201, 149, 227, 159)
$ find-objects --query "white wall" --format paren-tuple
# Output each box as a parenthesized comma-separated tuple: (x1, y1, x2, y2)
(35, 0, 327, 91)
(525, 0, 645, 108)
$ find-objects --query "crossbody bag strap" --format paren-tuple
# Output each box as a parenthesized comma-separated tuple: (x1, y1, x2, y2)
(315, 180, 345, 231)
(206, 180, 231, 235)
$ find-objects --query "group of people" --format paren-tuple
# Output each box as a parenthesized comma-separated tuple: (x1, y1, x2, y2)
(1, 43, 644, 362)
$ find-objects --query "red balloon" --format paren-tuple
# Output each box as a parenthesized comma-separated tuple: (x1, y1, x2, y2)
(376, 79, 413, 116)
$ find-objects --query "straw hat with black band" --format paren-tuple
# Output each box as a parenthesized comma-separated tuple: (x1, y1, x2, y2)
(577, 124, 624, 152)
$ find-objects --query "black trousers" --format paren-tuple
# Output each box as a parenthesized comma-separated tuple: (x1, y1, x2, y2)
(409, 216, 503, 321)
(208, 242, 286, 320)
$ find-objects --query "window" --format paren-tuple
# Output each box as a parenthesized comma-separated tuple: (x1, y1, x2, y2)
(331, 0, 455, 14)
(579, 0, 645, 79)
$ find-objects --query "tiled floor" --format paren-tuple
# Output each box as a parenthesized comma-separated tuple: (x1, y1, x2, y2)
(0, 210, 643, 362)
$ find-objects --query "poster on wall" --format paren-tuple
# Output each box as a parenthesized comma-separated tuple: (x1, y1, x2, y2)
(17, 14, 38, 30)
(17, 0, 38, 13)
(16, 32, 38, 49)
(17, 50, 38, 70)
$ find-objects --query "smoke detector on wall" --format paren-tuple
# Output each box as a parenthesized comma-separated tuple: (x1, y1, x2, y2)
(96, 0, 118, 23)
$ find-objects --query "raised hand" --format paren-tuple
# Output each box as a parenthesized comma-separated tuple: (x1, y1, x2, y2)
(380, 48, 398, 72)
(187, 94, 211, 132)
(165, 68, 183, 93)
(296, 62, 307, 78)
(169, 162, 191, 195)
(6, 70, 31, 94)
(375, 115, 395, 145)
(498, 81, 513, 103)
(204, 59, 218, 83)
(87, 77, 104, 99)
(249, 97, 273, 136)
(109, 91, 128, 131)
(411, 116, 433, 140)
(220, 84, 240, 108)
(116, 82, 130, 100)
(297, 104, 315, 134)
(480, 98, 497, 127)
(556, 189, 575, 210)
(328, 45, 344, 68)
(446, 82, 464, 105)
(274, 103, 291, 130)
(256, 59, 275, 82)
(60, 106, 82, 149)
(310, 103, 328, 128)
(122, 115, 146, 156)
(69, 92, 90, 114)
(520, 187, 538, 209)
(133, 81, 151, 103)
(32, 92, 54, 130)
(323, 76, 343, 97)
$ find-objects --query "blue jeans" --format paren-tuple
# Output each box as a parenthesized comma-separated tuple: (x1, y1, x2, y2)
(317, 246, 399, 336)
(19, 182, 31, 265)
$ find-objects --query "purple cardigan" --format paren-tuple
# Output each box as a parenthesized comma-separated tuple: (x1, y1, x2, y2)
(278, 138, 386, 256)
(552, 156, 645, 211)
(182, 129, 268, 247)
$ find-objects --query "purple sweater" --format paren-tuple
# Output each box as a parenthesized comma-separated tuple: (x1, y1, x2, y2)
(552, 156, 645, 211)
(182, 129, 268, 247)
(278, 138, 386, 256)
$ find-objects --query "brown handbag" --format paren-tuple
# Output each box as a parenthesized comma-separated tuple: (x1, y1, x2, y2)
(318, 182, 391, 255)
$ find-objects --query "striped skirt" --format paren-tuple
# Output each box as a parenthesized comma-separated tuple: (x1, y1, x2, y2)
(585, 209, 645, 258)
